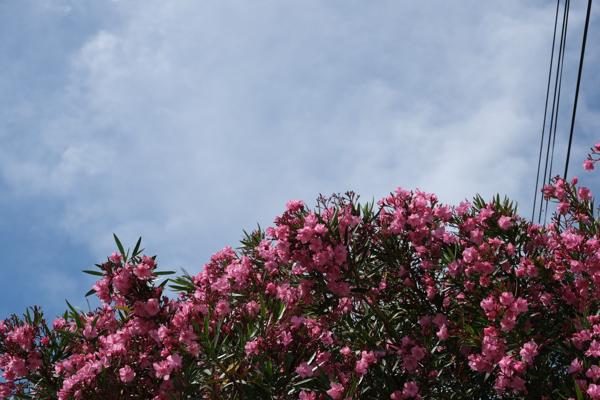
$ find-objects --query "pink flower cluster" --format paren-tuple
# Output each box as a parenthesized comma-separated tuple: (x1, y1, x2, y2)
(583, 142, 600, 171)
(2, 145, 600, 398)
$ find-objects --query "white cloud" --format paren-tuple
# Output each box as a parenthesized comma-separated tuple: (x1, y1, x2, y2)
(1, 0, 597, 273)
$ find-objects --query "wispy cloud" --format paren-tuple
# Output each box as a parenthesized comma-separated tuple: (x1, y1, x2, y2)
(0, 1, 598, 315)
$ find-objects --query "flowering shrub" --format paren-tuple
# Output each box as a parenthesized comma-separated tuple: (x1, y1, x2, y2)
(2, 144, 600, 399)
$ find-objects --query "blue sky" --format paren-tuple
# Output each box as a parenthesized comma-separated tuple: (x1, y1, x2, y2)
(0, 0, 598, 319)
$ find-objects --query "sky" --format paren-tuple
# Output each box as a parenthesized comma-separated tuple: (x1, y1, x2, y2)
(0, 0, 599, 319)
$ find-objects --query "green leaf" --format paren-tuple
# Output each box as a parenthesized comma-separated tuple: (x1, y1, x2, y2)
(276, 302, 287, 322)
(82, 269, 104, 276)
(155, 270, 176, 276)
(293, 377, 316, 387)
(169, 274, 195, 293)
(113, 233, 127, 261)
(115, 305, 132, 313)
(85, 289, 96, 297)
(169, 284, 192, 292)
(24, 308, 32, 324)
(575, 377, 584, 400)
(307, 351, 317, 364)
(132, 236, 143, 257)
(65, 300, 83, 329)
(264, 359, 273, 379)
(158, 279, 170, 288)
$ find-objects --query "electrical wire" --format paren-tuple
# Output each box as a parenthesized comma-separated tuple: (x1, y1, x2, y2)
(531, 0, 561, 223)
(537, 0, 570, 224)
(544, 0, 570, 224)
(563, 0, 593, 179)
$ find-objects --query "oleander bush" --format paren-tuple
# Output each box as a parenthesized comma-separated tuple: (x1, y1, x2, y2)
(2, 144, 600, 399)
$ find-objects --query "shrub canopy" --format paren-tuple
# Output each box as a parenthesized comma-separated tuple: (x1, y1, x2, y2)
(2, 144, 600, 399)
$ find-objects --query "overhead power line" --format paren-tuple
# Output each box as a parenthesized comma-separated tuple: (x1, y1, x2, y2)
(534, 0, 570, 224)
(563, 0, 593, 179)
(542, 0, 570, 224)
(532, 0, 593, 224)
(531, 0, 561, 223)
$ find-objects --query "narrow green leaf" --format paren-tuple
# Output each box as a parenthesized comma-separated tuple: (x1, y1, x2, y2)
(307, 351, 317, 364)
(169, 284, 192, 292)
(155, 270, 176, 276)
(158, 279, 170, 288)
(113, 233, 126, 260)
(276, 302, 287, 322)
(82, 269, 104, 276)
(293, 377, 316, 387)
(65, 300, 83, 329)
(575, 377, 584, 400)
(132, 236, 143, 257)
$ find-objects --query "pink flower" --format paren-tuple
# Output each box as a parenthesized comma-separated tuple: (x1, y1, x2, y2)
(113, 270, 132, 294)
(0, 383, 11, 398)
(6, 356, 27, 377)
(109, 252, 123, 264)
(340, 346, 352, 357)
(214, 300, 231, 317)
(119, 365, 135, 383)
(290, 316, 305, 328)
(6, 325, 35, 351)
(569, 358, 583, 374)
(167, 354, 182, 370)
(497, 216, 512, 230)
(295, 362, 313, 378)
(588, 365, 600, 382)
(410, 346, 426, 361)
(500, 314, 516, 332)
(134, 262, 154, 280)
(499, 292, 514, 306)
(286, 200, 305, 212)
(584, 159, 595, 171)
(588, 340, 600, 357)
(402, 381, 420, 398)
(244, 339, 260, 356)
(462, 247, 478, 264)
(244, 301, 260, 317)
(93, 277, 111, 304)
(456, 201, 471, 216)
(137, 298, 160, 317)
(82, 324, 97, 339)
(589, 384, 600, 399)
(510, 298, 528, 314)
(436, 324, 449, 340)
(480, 296, 498, 319)
(299, 391, 316, 400)
(354, 351, 377, 375)
(519, 340, 538, 364)
(52, 318, 66, 330)
(153, 360, 172, 381)
(579, 187, 592, 200)
(326, 382, 344, 400)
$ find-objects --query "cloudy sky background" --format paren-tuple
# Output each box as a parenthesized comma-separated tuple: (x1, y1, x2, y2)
(0, 0, 598, 318)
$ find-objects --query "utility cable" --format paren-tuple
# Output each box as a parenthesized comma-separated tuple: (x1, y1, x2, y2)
(563, 0, 593, 179)
(532, 0, 561, 223)
(538, 0, 570, 224)
(544, 0, 570, 224)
